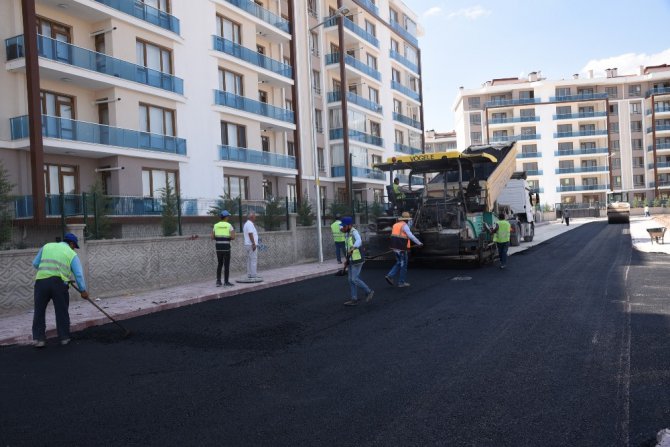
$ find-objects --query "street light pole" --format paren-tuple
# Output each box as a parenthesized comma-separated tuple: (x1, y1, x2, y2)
(307, 6, 350, 263)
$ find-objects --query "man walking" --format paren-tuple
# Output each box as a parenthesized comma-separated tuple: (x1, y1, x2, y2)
(330, 214, 345, 264)
(341, 217, 374, 306)
(492, 212, 511, 269)
(32, 233, 88, 347)
(385, 212, 422, 288)
(212, 210, 235, 287)
(244, 211, 260, 280)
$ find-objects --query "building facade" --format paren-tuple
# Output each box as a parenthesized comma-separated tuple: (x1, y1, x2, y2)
(424, 129, 457, 153)
(454, 66, 670, 207)
(0, 0, 423, 219)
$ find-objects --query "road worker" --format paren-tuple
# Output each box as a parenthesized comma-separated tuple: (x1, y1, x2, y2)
(492, 212, 511, 269)
(341, 216, 374, 306)
(213, 210, 235, 287)
(385, 212, 422, 287)
(330, 214, 346, 264)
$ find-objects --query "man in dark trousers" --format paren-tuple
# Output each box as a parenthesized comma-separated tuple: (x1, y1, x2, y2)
(564, 208, 570, 226)
(212, 210, 235, 287)
(32, 233, 88, 347)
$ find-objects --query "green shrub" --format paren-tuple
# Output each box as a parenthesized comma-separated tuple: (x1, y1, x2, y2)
(86, 179, 112, 240)
(209, 193, 240, 217)
(297, 198, 314, 226)
(159, 179, 178, 236)
(261, 196, 283, 231)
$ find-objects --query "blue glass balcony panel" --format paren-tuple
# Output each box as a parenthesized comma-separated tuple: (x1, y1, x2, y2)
(555, 166, 608, 174)
(223, 0, 290, 33)
(389, 50, 418, 73)
(389, 20, 418, 46)
(343, 19, 379, 47)
(393, 112, 422, 129)
(391, 80, 420, 101)
(214, 90, 295, 123)
(329, 128, 383, 147)
(553, 111, 608, 120)
(394, 143, 421, 155)
(10, 115, 186, 155)
(6, 35, 183, 94)
(12, 195, 33, 218)
(649, 162, 670, 169)
(327, 91, 382, 113)
(648, 125, 670, 133)
(489, 116, 540, 124)
(646, 87, 670, 97)
(553, 130, 608, 138)
(326, 53, 381, 80)
(485, 98, 541, 107)
(554, 147, 609, 156)
(331, 165, 385, 180)
(491, 134, 541, 143)
(526, 170, 543, 176)
(549, 93, 608, 102)
(648, 107, 670, 115)
(648, 143, 670, 151)
(212, 36, 292, 77)
(94, 0, 180, 34)
(219, 145, 296, 169)
(556, 184, 609, 192)
(517, 152, 541, 159)
(358, 0, 379, 15)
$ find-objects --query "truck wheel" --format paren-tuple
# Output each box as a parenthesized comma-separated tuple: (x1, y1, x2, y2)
(523, 223, 534, 242)
(510, 223, 521, 246)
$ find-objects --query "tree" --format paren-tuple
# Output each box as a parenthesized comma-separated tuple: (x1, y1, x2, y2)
(261, 196, 283, 231)
(296, 198, 314, 226)
(328, 201, 349, 220)
(208, 193, 240, 217)
(86, 179, 112, 239)
(0, 161, 14, 247)
(160, 179, 178, 237)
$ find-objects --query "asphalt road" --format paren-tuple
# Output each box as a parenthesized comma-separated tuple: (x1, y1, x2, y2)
(2, 221, 669, 447)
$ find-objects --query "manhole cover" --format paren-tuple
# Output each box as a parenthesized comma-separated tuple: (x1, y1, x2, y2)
(451, 276, 472, 281)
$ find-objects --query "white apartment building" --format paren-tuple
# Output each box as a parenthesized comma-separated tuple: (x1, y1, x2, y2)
(454, 65, 670, 207)
(424, 129, 457, 152)
(0, 0, 423, 220)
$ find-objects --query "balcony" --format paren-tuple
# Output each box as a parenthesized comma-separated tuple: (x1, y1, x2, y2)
(556, 184, 609, 192)
(553, 130, 608, 138)
(649, 162, 670, 169)
(10, 115, 186, 155)
(212, 36, 292, 78)
(650, 181, 670, 188)
(6, 35, 184, 94)
(223, 0, 290, 33)
(490, 134, 541, 143)
(648, 143, 670, 151)
(648, 125, 670, 133)
(331, 165, 385, 180)
(549, 93, 608, 102)
(484, 98, 541, 108)
(214, 90, 295, 123)
(94, 0, 180, 34)
(329, 128, 383, 147)
(389, 20, 418, 47)
(357, 0, 379, 15)
(391, 80, 420, 101)
(219, 145, 296, 169)
(530, 187, 544, 194)
(396, 173, 424, 185)
(389, 50, 418, 73)
(325, 53, 381, 81)
(394, 143, 421, 155)
(517, 152, 541, 159)
(327, 91, 382, 114)
(393, 112, 422, 129)
(324, 17, 379, 47)
(554, 147, 609, 156)
(647, 107, 670, 115)
(555, 166, 609, 174)
(526, 170, 543, 176)
(646, 87, 670, 97)
(553, 111, 608, 120)
(489, 116, 540, 124)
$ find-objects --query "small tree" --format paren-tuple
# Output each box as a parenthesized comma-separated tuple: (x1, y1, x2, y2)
(653, 196, 662, 208)
(261, 196, 283, 231)
(296, 198, 314, 226)
(86, 179, 112, 239)
(160, 179, 178, 236)
(0, 161, 14, 247)
(208, 193, 240, 217)
(328, 201, 349, 220)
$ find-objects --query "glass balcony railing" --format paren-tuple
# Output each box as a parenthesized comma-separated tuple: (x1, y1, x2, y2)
(219, 145, 296, 169)
(491, 134, 541, 142)
(396, 173, 424, 185)
(331, 165, 386, 180)
(325, 53, 381, 80)
(517, 152, 541, 159)
(485, 98, 541, 107)
(214, 90, 295, 123)
(327, 91, 382, 113)
(553, 111, 608, 120)
(646, 87, 670, 97)
(555, 166, 608, 174)
(389, 20, 418, 46)
(647, 107, 670, 115)
(648, 125, 670, 133)
(358, 0, 379, 15)
(554, 147, 609, 156)
(489, 116, 540, 124)
(649, 181, 670, 187)
(223, 0, 290, 33)
(389, 49, 418, 73)
(212, 36, 292, 78)
(343, 19, 379, 47)
(648, 143, 670, 151)
(549, 93, 608, 102)
(10, 115, 186, 155)
(393, 112, 422, 129)
(530, 187, 544, 194)
(329, 128, 384, 147)
(391, 80, 420, 101)
(649, 162, 670, 169)
(553, 130, 608, 138)
(94, 0, 180, 34)
(5, 35, 184, 94)
(394, 143, 421, 155)
(556, 184, 609, 192)
(526, 170, 543, 176)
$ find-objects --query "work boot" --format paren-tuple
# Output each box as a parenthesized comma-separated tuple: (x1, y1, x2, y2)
(343, 299, 359, 306)
(365, 290, 375, 302)
(397, 282, 410, 288)
(216, 280, 222, 287)
(60, 338, 71, 346)
(33, 340, 46, 348)
(224, 282, 234, 287)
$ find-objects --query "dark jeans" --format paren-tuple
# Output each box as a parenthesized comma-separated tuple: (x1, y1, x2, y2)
(497, 242, 509, 266)
(33, 276, 70, 341)
(217, 250, 231, 283)
(334, 241, 346, 262)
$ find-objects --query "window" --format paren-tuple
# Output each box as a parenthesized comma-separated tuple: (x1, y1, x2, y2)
(558, 142, 573, 151)
(559, 160, 574, 169)
(369, 87, 379, 105)
(583, 177, 599, 186)
(519, 90, 534, 100)
(370, 121, 381, 137)
(609, 104, 618, 115)
(287, 184, 297, 206)
(555, 87, 571, 97)
(614, 176, 622, 187)
(315, 109, 323, 133)
(139, 104, 175, 136)
(632, 139, 642, 150)
(520, 109, 536, 118)
(40, 90, 74, 119)
(521, 126, 536, 136)
(395, 129, 404, 144)
(285, 98, 293, 110)
(630, 102, 641, 115)
(470, 113, 481, 125)
(409, 76, 419, 92)
(612, 158, 621, 169)
(611, 139, 620, 150)
(44, 164, 77, 195)
(470, 131, 481, 144)
(389, 8, 399, 23)
(259, 90, 268, 103)
(609, 122, 619, 134)
(392, 68, 401, 83)
(631, 121, 642, 132)
(606, 86, 617, 99)
(142, 0, 170, 12)
(523, 162, 538, 172)
(557, 124, 572, 134)
(142, 168, 177, 197)
(317, 147, 325, 172)
(287, 141, 295, 157)
(36, 16, 71, 63)
(578, 106, 594, 114)
(579, 124, 595, 133)
(560, 178, 575, 187)
(556, 105, 571, 115)
(307, 0, 317, 17)
(393, 99, 402, 114)
(256, 44, 265, 55)
(390, 39, 399, 53)
(468, 97, 481, 109)
(366, 53, 377, 70)
(220, 121, 246, 148)
(580, 142, 596, 149)
(522, 144, 537, 154)
(136, 40, 172, 74)
(632, 156, 644, 168)
(312, 70, 321, 94)
(219, 69, 243, 95)
(633, 175, 645, 187)
(365, 20, 376, 36)
(224, 175, 248, 199)
(216, 15, 241, 43)
(628, 84, 641, 97)
(262, 179, 272, 200)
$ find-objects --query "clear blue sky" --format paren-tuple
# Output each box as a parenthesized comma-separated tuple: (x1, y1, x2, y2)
(403, 0, 670, 131)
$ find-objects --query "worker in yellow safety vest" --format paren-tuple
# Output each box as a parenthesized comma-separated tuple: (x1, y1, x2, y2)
(492, 212, 511, 269)
(385, 212, 423, 288)
(330, 214, 346, 264)
(392, 177, 405, 205)
(340, 216, 374, 306)
(212, 210, 236, 287)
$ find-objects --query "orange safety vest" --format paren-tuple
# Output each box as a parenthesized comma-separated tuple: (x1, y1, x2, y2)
(390, 221, 410, 250)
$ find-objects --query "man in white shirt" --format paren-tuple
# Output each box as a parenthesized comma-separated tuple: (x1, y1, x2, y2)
(243, 211, 260, 279)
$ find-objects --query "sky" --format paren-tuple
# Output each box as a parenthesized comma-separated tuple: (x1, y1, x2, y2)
(403, 0, 670, 131)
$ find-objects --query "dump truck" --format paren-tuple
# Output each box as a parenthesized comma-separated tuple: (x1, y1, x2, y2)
(606, 191, 630, 224)
(368, 142, 519, 264)
(496, 172, 539, 246)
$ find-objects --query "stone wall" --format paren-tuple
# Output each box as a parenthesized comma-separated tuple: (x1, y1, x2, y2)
(0, 248, 40, 313)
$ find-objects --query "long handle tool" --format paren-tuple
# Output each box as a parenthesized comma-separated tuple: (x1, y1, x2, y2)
(69, 282, 132, 338)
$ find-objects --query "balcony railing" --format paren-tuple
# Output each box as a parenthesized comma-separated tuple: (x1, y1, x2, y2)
(396, 173, 424, 185)
(648, 125, 670, 133)
(358, 0, 379, 15)
(485, 98, 541, 107)
(526, 170, 543, 176)
(517, 152, 541, 159)
(555, 166, 608, 174)
(219, 145, 296, 169)
(212, 36, 292, 78)
(489, 116, 540, 124)
(646, 87, 670, 97)
(391, 80, 420, 101)
(553, 130, 608, 138)
(329, 128, 384, 147)
(327, 91, 382, 113)
(556, 184, 609, 192)
(223, 0, 290, 33)
(647, 107, 670, 115)
(389, 49, 418, 73)
(393, 112, 422, 129)
(554, 147, 609, 156)
(649, 162, 670, 169)
(331, 165, 386, 180)
(94, 0, 180, 34)
(394, 143, 421, 155)
(323, 17, 379, 47)
(648, 143, 670, 151)
(6, 35, 184, 94)
(389, 19, 418, 46)
(549, 93, 608, 102)
(325, 53, 381, 80)
(490, 134, 541, 142)
(553, 111, 608, 120)
(10, 115, 186, 155)
(650, 181, 670, 187)
(214, 90, 295, 123)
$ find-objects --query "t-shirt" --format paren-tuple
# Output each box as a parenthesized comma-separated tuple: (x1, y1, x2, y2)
(243, 220, 258, 246)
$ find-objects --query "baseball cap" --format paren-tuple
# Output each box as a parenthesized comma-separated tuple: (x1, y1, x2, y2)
(340, 216, 353, 226)
(63, 233, 80, 249)
(220, 210, 231, 218)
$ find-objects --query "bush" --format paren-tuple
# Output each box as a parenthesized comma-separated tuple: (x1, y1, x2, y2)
(209, 193, 240, 217)
(653, 197, 662, 207)
(261, 196, 283, 231)
(0, 161, 13, 247)
(86, 179, 112, 239)
(328, 202, 350, 219)
(297, 198, 314, 226)
(160, 179, 178, 236)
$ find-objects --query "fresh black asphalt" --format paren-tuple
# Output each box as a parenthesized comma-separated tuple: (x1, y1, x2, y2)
(2, 221, 669, 446)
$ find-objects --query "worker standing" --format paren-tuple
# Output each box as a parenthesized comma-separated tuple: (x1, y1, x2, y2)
(32, 233, 88, 348)
(392, 177, 405, 207)
(492, 212, 511, 269)
(341, 217, 374, 306)
(243, 211, 260, 280)
(385, 212, 422, 287)
(330, 214, 345, 264)
(212, 210, 235, 287)
(564, 208, 570, 226)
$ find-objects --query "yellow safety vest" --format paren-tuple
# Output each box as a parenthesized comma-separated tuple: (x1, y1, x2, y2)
(35, 242, 76, 283)
(345, 229, 363, 264)
(393, 183, 405, 199)
(331, 220, 345, 242)
(213, 221, 233, 251)
(493, 220, 511, 243)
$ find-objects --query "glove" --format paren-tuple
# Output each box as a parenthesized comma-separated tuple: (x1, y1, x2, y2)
(80, 291, 90, 300)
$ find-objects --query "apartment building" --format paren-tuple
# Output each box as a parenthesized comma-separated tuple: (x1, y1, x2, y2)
(0, 0, 423, 220)
(454, 65, 670, 207)
(425, 129, 457, 153)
